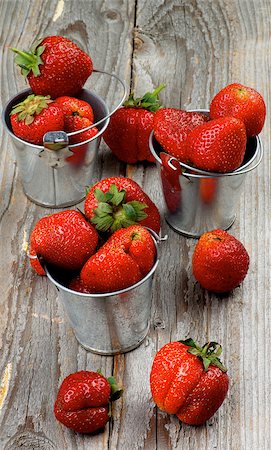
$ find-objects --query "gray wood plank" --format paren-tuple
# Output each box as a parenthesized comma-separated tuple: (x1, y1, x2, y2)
(127, 0, 271, 449)
(0, 1, 135, 449)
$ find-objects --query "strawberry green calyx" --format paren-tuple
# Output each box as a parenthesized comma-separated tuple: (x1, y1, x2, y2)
(108, 376, 123, 401)
(123, 84, 165, 112)
(181, 338, 227, 372)
(11, 39, 45, 77)
(10, 94, 53, 124)
(91, 184, 148, 232)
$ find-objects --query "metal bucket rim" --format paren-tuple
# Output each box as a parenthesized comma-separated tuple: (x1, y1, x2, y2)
(45, 237, 160, 298)
(149, 108, 263, 178)
(2, 87, 110, 149)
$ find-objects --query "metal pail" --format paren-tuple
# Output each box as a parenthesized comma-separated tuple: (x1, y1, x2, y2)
(45, 233, 165, 355)
(149, 110, 263, 238)
(2, 70, 126, 208)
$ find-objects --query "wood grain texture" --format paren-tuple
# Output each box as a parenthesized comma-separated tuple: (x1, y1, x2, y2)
(0, 0, 270, 449)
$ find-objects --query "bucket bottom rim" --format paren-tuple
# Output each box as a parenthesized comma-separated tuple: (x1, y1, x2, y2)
(165, 214, 236, 238)
(74, 324, 150, 355)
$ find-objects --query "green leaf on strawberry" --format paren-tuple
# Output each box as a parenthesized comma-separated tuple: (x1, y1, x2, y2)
(180, 338, 227, 372)
(90, 184, 148, 232)
(123, 84, 165, 112)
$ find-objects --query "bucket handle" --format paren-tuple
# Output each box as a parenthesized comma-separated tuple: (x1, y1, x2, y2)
(167, 137, 263, 179)
(66, 69, 127, 139)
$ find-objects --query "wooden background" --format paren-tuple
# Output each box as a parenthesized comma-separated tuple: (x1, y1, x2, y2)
(0, 0, 270, 449)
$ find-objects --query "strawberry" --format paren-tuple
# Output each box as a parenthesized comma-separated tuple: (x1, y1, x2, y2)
(54, 370, 122, 434)
(160, 153, 182, 213)
(84, 177, 160, 234)
(210, 83, 266, 136)
(153, 108, 209, 161)
(150, 339, 229, 425)
(10, 94, 64, 145)
(29, 247, 46, 276)
(54, 96, 98, 144)
(80, 225, 156, 293)
(68, 276, 91, 293)
(30, 210, 98, 273)
(103, 85, 165, 163)
(184, 117, 247, 173)
(11, 36, 93, 99)
(192, 229, 250, 293)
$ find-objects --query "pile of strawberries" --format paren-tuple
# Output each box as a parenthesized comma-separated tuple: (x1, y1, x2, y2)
(8, 35, 266, 435)
(10, 36, 98, 147)
(30, 176, 160, 294)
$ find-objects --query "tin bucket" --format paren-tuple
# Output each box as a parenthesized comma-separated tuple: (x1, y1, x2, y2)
(45, 231, 166, 355)
(2, 70, 126, 208)
(149, 109, 263, 237)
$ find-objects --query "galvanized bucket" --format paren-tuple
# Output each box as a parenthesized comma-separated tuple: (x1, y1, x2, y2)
(149, 109, 263, 237)
(45, 231, 166, 355)
(2, 70, 126, 208)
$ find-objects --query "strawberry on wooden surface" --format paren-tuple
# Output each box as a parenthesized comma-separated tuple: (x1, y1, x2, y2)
(192, 229, 250, 293)
(184, 116, 247, 173)
(11, 36, 93, 98)
(54, 370, 122, 434)
(80, 225, 156, 293)
(153, 108, 208, 161)
(10, 94, 64, 145)
(150, 339, 229, 425)
(103, 85, 165, 163)
(30, 210, 98, 273)
(84, 176, 161, 234)
(210, 83, 266, 136)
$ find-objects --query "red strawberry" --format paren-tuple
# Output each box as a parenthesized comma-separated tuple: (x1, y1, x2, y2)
(150, 339, 229, 425)
(11, 36, 93, 99)
(184, 117, 247, 173)
(54, 370, 122, 434)
(80, 225, 156, 293)
(103, 85, 165, 163)
(10, 94, 64, 145)
(29, 247, 46, 276)
(54, 96, 98, 144)
(84, 177, 160, 234)
(30, 210, 98, 273)
(153, 108, 209, 161)
(192, 229, 250, 293)
(210, 83, 266, 136)
(68, 276, 91, 293)
(160, 153, 182, 213)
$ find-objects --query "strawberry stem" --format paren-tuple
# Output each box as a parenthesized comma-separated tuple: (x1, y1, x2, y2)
(90, 184, 148, 233)
(180, 338, 227, 372)
(11, 40, 45, 77)
(123, 84, 165, 112)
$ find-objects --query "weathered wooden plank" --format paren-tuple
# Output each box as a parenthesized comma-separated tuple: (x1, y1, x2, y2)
(118, 0, 271, 449)
(0, 1, 135, 449)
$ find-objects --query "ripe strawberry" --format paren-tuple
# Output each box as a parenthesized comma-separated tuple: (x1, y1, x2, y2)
(29, 246, 46, 276)
(192, 229, 250, 293)
(160, 153, 182, 213)
(68, 276, 91, 293)
(153, 108, 209, 161)
(30, 210, 98, 273)
(84, 177, 160, 234)
(10, 94, 64, 145)
(184, 117, 247, 173)
(54, 96, 98, 144)
(150, 339, 229, 425)
(54, 370, 122, 434)
(80, 225, 156, 293)
(210, 83, 266, 136)
(103, 85, 165, 163)
(11, 36, 93, 98)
